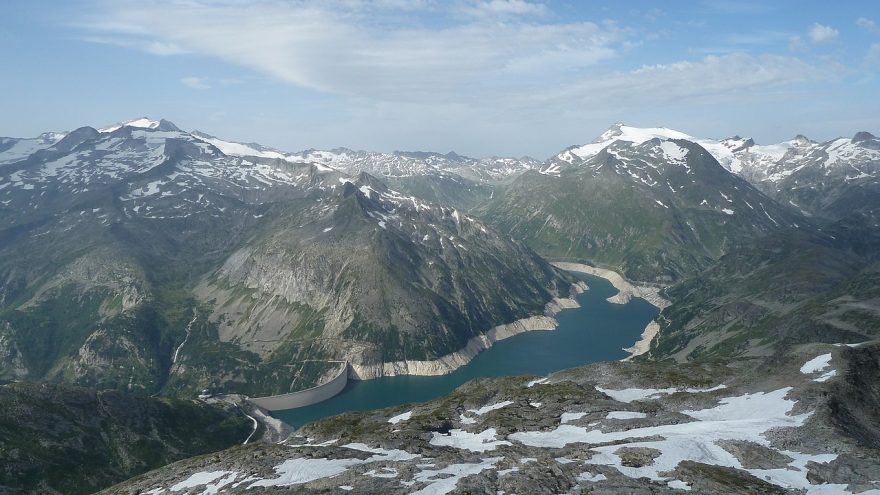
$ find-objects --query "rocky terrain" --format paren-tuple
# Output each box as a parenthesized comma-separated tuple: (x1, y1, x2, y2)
(0, 382, 256, 495)
(103, 341, 880, 494)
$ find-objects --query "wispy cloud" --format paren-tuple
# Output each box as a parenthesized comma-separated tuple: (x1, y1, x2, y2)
(857, 17, 880, 34)
(68, 0, 843, 155)
(77, 35, 188, 55)
(699, 0, 772, 15)
(533, 53, 837, 109)
(181, 76, 210, 90)
(808, 23, 839, 44)
(74, 0, 626, 103)
(457, 0, 547, 18)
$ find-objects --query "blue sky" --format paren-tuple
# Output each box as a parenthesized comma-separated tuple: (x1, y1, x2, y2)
(1, 0, 878, 158)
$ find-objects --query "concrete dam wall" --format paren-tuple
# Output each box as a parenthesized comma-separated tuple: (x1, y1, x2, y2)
(248, 362, 348, 412)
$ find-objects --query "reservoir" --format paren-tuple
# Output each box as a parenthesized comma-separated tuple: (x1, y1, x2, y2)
(274, 272, 659, 427)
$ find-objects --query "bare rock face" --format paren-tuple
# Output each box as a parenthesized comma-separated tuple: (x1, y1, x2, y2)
(616, 447, 662, 467)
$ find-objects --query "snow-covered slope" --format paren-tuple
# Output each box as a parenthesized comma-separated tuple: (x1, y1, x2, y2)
(544, 123, 811, 179)
(759, 132, 880, 219)
(98, 117, 171, 133)
(0, 132, 67, 166)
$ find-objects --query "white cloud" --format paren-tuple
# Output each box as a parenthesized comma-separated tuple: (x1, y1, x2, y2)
(181, 76, 210, 90)
(808, 23, 838, 44)
(75, 1, 623, 103)
(458, 0, 547, 18)
(70, 1, 841, 157)
(857, 17, 880, 34)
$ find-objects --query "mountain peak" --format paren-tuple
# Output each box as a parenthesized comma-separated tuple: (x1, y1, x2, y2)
(791, 134, 815, 146)
(563, 124, 694, 162)
(852, 131, 877, 143)
(98, 117, 179, 133)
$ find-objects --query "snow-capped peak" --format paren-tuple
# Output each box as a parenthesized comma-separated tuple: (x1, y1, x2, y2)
(99, 117, 177, 133)
(569, 124, 694, 160)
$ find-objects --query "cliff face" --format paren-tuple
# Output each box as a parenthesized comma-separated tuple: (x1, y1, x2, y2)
(0, 383, 254, 495)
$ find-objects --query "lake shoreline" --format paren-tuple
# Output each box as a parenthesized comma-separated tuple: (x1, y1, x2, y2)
(273, 270, 659, 427)
(349, 262, 668, 380)
(347, 281, 587, 380)
(549, 262, 670, 360)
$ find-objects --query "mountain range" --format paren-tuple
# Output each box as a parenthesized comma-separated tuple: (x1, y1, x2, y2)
(0, 118, 571, 398)
(2, 117, 879, 494)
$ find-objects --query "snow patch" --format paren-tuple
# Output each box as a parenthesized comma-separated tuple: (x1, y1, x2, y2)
(388, 411, 413, 424)
(606, 411, 647, 420)
(429, 428, 512, 452)
(800, 353, 832, 374)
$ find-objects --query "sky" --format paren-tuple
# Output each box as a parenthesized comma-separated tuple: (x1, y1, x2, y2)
(1, 0, 878, 158)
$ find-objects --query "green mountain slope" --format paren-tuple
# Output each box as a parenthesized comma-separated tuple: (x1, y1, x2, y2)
(0, 382, 253, 495)
(479, 137, 800, 282)
(648, 214, 880, 362)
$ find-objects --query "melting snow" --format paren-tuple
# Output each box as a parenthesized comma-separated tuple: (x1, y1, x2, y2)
(510, 387, 843, 493)
(596, 385, 726, 403)
(468, 401, 513, 415)
(800, 353, 832, 374)
(430, 428, 512, 452)
(411, 457, 501, 495)
(170, 471, 235, 492)
(578, 472, 608, 482)
(606, 411, 647, 420)
(248, 444, 418, 488)
(388, 411, 413, 424)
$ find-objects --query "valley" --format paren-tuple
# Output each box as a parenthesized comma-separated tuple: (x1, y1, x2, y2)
(1, 117, 878, 494)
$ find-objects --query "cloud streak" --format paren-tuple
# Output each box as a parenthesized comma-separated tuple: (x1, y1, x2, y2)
(75, 1, 835, 107)
(181, 76, 210, 90)
(76, 0, 625, 104)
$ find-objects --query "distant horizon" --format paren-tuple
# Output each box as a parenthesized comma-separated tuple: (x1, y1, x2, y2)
(3, 1, 879, 157)
(6, 116, 875, 162)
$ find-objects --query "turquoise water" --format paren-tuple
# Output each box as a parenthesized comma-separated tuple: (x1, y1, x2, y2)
(274, 273, 658, 427)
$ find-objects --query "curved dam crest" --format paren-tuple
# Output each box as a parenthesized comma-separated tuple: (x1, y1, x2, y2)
(272, 270, 661, 426)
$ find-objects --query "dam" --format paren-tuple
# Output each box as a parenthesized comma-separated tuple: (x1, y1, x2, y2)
(248, 361, 349, 411)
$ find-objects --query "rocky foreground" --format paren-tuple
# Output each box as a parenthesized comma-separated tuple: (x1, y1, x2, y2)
(104, 342, 880, 494)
